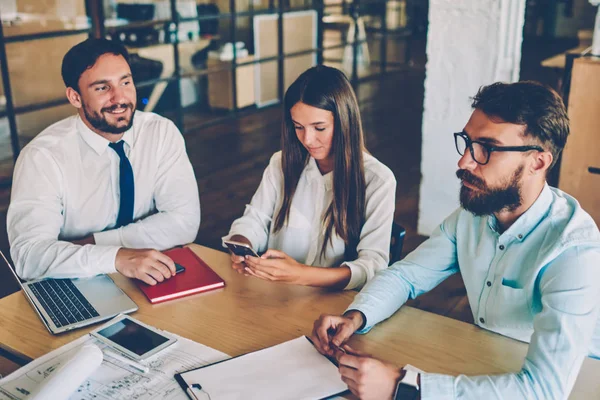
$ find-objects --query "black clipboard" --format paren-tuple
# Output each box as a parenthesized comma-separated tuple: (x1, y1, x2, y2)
(174, 336, 347, 400)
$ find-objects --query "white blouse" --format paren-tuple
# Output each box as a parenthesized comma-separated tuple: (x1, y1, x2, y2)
(224, 151, 396, 290)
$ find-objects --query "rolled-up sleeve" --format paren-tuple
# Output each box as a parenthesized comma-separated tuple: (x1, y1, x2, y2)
(222, 153, 281, 252)
(420, 246, 600, 400)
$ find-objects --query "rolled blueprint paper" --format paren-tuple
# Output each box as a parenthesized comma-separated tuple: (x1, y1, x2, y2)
(593, 6, 600, 56)
(29, 344, 103, 400)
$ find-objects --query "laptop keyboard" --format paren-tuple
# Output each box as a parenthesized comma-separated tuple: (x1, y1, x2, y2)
(29, 279, 100, 328)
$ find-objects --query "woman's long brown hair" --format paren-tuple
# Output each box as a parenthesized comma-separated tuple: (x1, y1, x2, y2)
(273, 65, 366, 260)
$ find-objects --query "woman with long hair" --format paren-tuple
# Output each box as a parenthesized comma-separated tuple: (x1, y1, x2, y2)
(223, 65, 396, 290)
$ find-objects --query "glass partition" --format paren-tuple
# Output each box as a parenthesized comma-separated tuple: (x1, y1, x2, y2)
(0, 0, 416, 179)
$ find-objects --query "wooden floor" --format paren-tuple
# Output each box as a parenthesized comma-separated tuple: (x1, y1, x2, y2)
(0, 34, 576, 338)
(0, 353, 20, 379)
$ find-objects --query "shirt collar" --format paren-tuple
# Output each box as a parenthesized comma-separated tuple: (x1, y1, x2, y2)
(76, 115, 135, 155)
(487, 183, 553, 242)
(305, 157, 333, 191)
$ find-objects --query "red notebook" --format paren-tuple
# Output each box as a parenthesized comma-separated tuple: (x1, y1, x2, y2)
(135, 247, 225, 304)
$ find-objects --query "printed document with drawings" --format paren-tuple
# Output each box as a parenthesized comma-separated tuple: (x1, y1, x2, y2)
(0, 332, 229, 400)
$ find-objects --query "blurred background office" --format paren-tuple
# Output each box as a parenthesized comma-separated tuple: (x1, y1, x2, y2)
(0, 0, 598, 322)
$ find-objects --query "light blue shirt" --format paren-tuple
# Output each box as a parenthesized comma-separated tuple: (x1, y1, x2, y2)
(347, 184, 600, 399)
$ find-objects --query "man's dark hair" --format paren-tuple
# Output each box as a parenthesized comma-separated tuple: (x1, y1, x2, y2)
(471, 81, 569, 169)
(61, 38, 131, 92)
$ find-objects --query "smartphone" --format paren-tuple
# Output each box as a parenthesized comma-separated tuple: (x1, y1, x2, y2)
(175, 263, 185, 274)
(223, 239, 259, 258)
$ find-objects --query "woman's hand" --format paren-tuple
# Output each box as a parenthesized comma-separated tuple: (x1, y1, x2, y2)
(245, 250, 352, 289)
(244, 249, 308, 284)
(227, 235, 252, 276)
(230, 253, 248, 275)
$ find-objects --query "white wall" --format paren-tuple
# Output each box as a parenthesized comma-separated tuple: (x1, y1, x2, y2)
(417, 0, 526, 235)
(0, 118, 12, 163)
(0, 0, 17, 20)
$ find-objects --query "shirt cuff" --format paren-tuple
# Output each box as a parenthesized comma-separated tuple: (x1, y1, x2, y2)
(343, 307, 374, 334)
(221, 230, 259, 252)
(420, 373, 455, 400)
(94, 229, 124, 247)
(221, 232, 236, 249)
(90, 245, 121, 275)
(343, 261, 367, 290)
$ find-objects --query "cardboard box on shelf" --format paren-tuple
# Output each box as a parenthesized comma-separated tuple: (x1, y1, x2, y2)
(207, 54, 255, 110)
(559, 57, 600, 227)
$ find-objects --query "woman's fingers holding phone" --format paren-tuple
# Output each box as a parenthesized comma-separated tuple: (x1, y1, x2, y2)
(232, 262, 246, 274)
(230, 254, 245, 264)
(230, 253, 248, 275)
(261, 249, 288, 260)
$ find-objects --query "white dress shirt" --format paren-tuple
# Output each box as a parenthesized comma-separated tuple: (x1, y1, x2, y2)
(7, 111, 200, 280)
(224, 151, 396, 290)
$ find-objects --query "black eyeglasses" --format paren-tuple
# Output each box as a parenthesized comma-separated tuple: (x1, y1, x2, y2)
(454, 131, 544, 165)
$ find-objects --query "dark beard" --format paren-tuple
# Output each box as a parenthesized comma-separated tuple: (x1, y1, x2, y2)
(456, 166, 524, 216)
(83, 102, 135, 134)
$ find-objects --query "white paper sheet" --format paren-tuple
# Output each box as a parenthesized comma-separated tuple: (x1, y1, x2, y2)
(0, 331, 229, 400)
(179, 336, 347, 400)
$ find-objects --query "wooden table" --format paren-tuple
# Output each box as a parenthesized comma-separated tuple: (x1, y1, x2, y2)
(541, 45, 591, 70)
(0, 245, 599, 399)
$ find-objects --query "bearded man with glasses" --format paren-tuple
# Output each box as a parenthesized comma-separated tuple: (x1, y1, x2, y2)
(311, 81, 600, 400)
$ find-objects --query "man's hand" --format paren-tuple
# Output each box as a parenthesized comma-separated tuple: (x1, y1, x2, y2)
(310, 311, 365, 356)
(337, 345, 402, 400)
(244, 249, 308, 284)
(115, 248, 176, 285)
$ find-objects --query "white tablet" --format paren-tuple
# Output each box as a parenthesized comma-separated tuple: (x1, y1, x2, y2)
(90, 315, 177, 361)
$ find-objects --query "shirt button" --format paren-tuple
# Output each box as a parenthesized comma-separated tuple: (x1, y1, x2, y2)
(486, 281, 492, 287)
(479, 317, 485, 324)
(499, 245, 505, 250)
(518, 234, 523, 239)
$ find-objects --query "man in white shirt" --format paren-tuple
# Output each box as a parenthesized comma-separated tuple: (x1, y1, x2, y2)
(7, 38, 200, 285)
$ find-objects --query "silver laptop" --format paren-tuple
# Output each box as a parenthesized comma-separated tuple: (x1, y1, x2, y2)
(1, 251, 138, 335)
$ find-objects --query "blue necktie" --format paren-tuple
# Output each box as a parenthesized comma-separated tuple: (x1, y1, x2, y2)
(109, 141, 135, 228)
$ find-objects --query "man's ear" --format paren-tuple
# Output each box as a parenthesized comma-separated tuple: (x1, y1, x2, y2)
(530, 151, 553, 175)
(66, 87, 83, 109)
